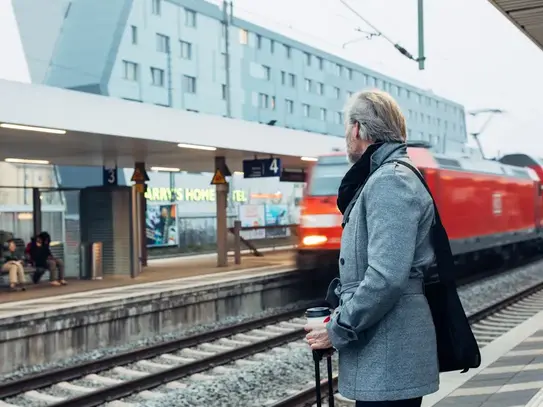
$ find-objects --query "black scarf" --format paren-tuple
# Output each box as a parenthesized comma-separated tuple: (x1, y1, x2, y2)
(337, 142, 385, 215)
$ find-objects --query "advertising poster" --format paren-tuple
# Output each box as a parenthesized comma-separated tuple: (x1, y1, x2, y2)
(238, 204, 266, 240)
(146, 203, 179, 247)
(264, 204, 290, 238)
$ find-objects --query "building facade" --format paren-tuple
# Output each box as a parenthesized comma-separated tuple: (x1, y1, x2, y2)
(12, 0, 467, 154)
(2, 0, 469, 256)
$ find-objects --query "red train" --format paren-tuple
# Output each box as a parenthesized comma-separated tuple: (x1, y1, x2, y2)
(296, 143, 543, 275)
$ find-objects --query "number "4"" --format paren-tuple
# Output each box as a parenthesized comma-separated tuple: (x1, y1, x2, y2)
(269, 158, 279, 174)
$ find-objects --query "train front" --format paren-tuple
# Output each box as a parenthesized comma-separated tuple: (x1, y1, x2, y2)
(296, 153, 349, 271)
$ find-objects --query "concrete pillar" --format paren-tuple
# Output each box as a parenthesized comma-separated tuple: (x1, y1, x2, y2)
(215, 156, 229, 267)
(131, 185, 142, 278)
(140, 193, 148, 267)
(32, 187, 41, 237)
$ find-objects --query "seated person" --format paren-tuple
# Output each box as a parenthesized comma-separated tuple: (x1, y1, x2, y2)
(25, 237, 35, 264)
(39, 231, 67, 286)
(29, 236, 58, 286)
(2, 239, 26, 291)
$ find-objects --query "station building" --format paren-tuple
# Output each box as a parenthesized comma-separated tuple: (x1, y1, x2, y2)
(2, 0, 469, 257)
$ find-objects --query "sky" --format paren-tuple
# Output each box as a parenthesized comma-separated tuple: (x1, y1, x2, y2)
(1, 0, 542, 159)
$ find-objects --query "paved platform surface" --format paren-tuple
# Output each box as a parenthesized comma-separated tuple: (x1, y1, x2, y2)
(0, 247, 295, 305)
(423, 303, 543, 407)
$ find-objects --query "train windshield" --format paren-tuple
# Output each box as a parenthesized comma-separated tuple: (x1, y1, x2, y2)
(307, 156, 351, 196)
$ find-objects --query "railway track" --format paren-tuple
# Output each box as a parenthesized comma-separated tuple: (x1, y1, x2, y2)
(0, 308, 310, 407)
(269, 280, 543, 407)
(1, 273, 542, 407)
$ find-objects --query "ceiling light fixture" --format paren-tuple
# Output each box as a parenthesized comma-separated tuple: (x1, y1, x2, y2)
(151, 166, 181, 172)
(5, 158, 50, 165)
(177, 143, 217, 151)
(301, 156, 318, 162)
(0, 123, 66, 135)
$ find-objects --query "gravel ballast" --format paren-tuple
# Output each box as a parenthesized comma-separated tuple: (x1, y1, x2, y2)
(131, 261, 543, 407)
(2, 260, 543, 407)
(0, 299, 314, 383)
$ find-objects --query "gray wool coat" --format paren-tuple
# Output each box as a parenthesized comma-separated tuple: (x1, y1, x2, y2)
(325, 142, 440, 402)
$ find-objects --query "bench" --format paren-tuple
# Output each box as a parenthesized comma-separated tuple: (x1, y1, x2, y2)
(0, 237, 50, 287)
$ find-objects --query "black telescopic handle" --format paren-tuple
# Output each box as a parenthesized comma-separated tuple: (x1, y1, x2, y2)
(327, 355, 335, 407)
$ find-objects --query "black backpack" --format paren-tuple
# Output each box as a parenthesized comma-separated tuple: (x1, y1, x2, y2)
(392, 160, 481, 373)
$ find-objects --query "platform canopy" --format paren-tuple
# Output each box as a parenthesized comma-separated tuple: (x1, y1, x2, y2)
(0, 79, 345, 173)
(488, 0, 543, 51)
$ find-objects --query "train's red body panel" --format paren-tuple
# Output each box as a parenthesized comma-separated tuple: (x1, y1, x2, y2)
(297, 146, 542, 270)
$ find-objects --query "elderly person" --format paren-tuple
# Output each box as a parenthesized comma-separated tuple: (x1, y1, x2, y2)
(305, 90, 439, 406)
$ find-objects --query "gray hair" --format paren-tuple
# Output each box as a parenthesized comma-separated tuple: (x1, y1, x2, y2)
(343, 89, 407, 143)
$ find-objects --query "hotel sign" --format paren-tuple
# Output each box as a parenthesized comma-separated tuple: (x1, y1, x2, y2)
(145, 187, 247, 202)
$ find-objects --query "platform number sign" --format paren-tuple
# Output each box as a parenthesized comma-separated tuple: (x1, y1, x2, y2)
(492, 192, 502, 216)
(242, 158, 282, 179)
(102, 166, 118, 186)
(269, 158, 279, 175)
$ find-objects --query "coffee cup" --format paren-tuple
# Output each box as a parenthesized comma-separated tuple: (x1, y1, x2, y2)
(306, 306, 332, 327)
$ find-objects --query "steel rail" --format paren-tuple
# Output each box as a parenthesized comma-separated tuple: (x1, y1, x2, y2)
(268, 280, 543, 407)
(0, 307, 307, 399)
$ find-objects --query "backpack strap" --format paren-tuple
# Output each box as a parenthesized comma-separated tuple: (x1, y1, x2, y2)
(390, 160, 456, 284)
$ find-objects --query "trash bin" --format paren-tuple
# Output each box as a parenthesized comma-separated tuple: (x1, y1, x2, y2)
(79, 242, 103, 280)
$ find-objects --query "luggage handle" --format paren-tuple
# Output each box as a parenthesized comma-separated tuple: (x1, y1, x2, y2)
(312, 350, 335, 407)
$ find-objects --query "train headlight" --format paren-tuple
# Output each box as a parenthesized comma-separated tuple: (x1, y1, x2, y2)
(302, 235, 328, 246)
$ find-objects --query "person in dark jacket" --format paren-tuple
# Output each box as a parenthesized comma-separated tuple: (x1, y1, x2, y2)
(2, 239, 26, 291)
(38, 232, 66, 286)
(29, 236, 61, 286)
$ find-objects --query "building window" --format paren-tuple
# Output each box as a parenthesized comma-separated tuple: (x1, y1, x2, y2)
(270, 40, 275, 53)
(130, 26, 138, 45)
(288, 73, 295, 87)
(281, 71, 286, 85)
(303, 104, 310, 117)
(221, 84, 227, 100)
(333, 87, 340, 99)
(152, 0, 161, 15)
(320, 108, 327, 121)
(185, 9, 196, 27)
(304, 78, 311, 92)
(259, 93, 269, 109)
(123, 61, 138, 81)
(256, 34, 262, 49)
(334, 111, 343, 124)
(304, 52, 311, 66)
(286, 99, 294, 114)
(317, 82, 323, 95)
(271, 96, 276, 110)
(346, 90, 353, 98)
(346, 68, 352, 80)
(180, 40, 192, 59)
(150, 67, 164, 86)
(284, 44, 291, 58)
(183, 75, 197, 93)
(317, 57, 323, 70)
(156, 33, 169, 53)
(334, 63, 341, 76)
(239, 29, 248, 45)
(263, 65, 271, 80)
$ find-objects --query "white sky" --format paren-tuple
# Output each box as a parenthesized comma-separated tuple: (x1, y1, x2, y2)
(1, 0, 542, 159)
